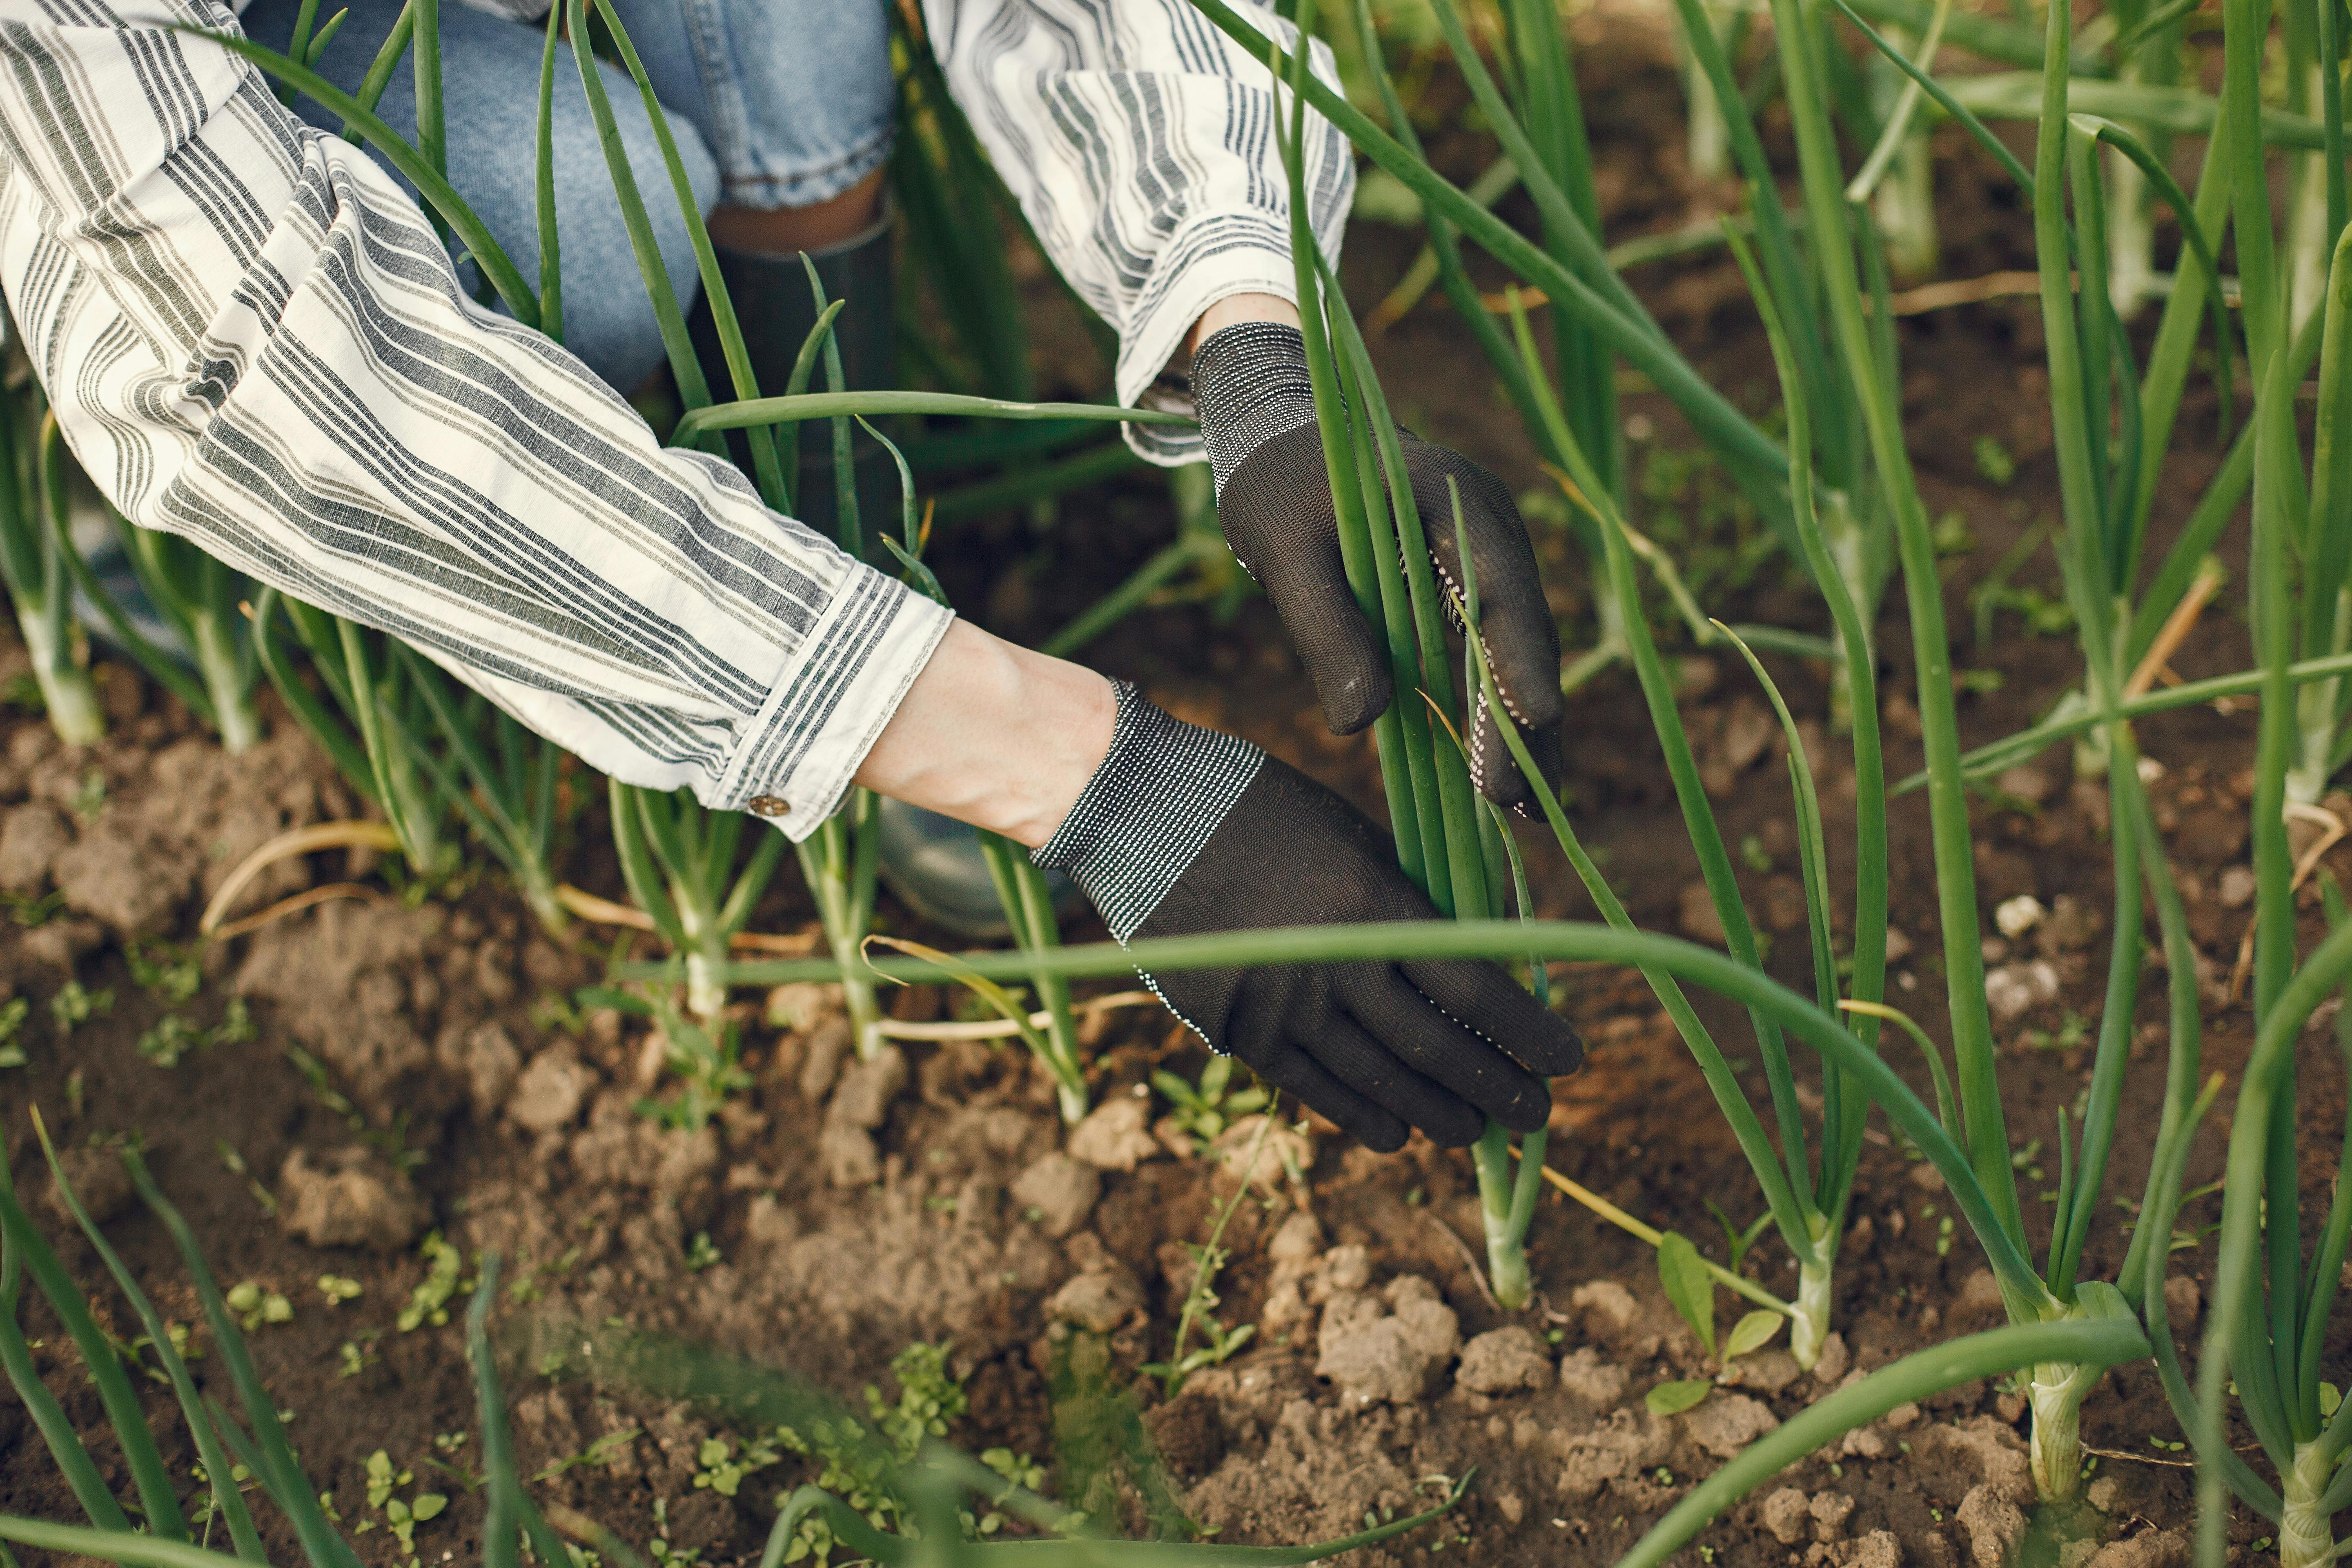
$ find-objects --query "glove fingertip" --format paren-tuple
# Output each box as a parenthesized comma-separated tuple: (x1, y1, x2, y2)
(1320, 660, 1394, 737)
(1519, 1013, 1586, 1078)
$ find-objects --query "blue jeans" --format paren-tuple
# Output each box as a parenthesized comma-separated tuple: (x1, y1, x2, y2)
(242, 0, 897, 392)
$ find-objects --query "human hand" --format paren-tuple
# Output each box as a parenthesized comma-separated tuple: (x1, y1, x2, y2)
(1192, 320, 1566, 811)
(1033, 684, 1581, 1152)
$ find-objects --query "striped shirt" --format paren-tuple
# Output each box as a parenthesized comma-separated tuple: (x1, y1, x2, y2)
(0, 0, 1352, 840)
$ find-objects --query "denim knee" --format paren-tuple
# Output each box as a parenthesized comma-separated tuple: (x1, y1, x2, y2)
(604, 0, 896, 211)
(241, 0, 719, 394)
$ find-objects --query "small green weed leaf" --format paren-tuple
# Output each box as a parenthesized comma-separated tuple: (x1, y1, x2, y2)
(410, 1493, 446, 1522)
(1646, 1379, 1713, 1416)
(1725, 1310, 1785, 1359)
(2323, 1381, 2342, 1417)
(1656, 1231, 1718, 1358)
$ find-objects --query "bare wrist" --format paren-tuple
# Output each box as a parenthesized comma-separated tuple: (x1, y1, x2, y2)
(853, 621, 1116, 849)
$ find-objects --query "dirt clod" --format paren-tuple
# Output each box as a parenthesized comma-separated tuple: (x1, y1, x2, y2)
(797, 1016, 853, 1101)
(508, 1045, 593, 1132)
(1556, 1346, 1628, 1406)
(1143, 1391, 1225, 1477)
(1067, 1094, 1160, 1171)
(831, 1046, 907, 1129)
(49, 1143, 134, 1225)
(1009, 1151, 1099, 1239)
(1314, 1274, 1459, 1406)
(2085, 1529, 2189, 1568)
(1762, 1486, 1811, 1545)
(56, 824, 189, 934)
(0, 803, 68, 891)
(1683, 1391, 1777, 1458)
(1455, 1326, 1553, 1395)
(439, 1020, 522, 1117)
(277, 1146, 430, 1251)
(1047, 1254, 1143, 1333)
(1956, 1484, 2027, 1568)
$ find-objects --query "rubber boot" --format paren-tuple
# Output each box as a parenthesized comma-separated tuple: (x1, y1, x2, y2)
(686, 202, 900, 543)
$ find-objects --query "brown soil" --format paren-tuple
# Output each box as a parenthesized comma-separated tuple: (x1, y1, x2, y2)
(2, 14, 2344, 1568)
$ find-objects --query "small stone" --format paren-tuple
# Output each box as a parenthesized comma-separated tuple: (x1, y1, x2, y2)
(48, 1144, 134, 1226)
(1761, 1488, 1811, 1546)
(1047, 1261, 1144, 1333)
(1883, 927, 1915, 963)
(1009, 1152, 1099, 1239)
(2085, 1475, 2124, 1514)
(1809, 1332, 1851, 1389)
(1908, 1162, 1948, 1192)
(1556, 1346, 1628, 1405)
(1957, 1484, 2026, 1568)
(1995, 895, 2047, 939)
(1996, 764, 2055, 803)
(1067, 1096, 1161, 1171)
(1494, 1492, 1524, 1526)
(1684, 1392, 1778, 1459)
(2217, 865, 2256, 909)
(821, 1119, 882, 1187)
(1455, 1326, 1553, 1395)
(277, 1147, 429, 1252)
(829, 1046, 907, 1129)
(2162, 1274, 2201, 1325)
(508, 1048, 594, 1132)
(1984, 960, 2060, 1021)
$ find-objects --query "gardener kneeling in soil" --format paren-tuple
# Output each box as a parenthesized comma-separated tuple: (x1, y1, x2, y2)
(0, 0, 1581, 1151)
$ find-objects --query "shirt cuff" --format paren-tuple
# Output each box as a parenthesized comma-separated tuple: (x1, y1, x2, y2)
(714, 562, 953, 841)
(1114, 209, 1314, 471)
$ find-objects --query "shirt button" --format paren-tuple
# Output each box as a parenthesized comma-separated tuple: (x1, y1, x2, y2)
(746, 795, 791, 817)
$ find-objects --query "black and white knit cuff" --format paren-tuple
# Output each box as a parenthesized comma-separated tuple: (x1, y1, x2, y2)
(1031, 682, 1265, 941)
(1192, 322, 1318, 497)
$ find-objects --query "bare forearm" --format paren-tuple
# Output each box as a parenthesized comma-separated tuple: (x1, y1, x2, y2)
(853, 620, 1117, 848)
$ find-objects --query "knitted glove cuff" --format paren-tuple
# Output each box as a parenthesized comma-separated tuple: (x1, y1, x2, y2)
(1192, 321, 1319, 497)
(1031, 682, 1265, 941)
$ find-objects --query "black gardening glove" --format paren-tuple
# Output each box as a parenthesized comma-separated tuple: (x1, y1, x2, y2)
(1034, 684, 1582, 1152)
(1194, 321, 1567, 811)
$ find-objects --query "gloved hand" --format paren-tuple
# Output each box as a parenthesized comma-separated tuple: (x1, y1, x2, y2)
(1034, 684, 1582, 1152)
(1193, 321, 1566, 811)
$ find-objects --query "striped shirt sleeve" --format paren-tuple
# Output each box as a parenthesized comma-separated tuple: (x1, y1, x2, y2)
(0, 0, 949, 843)
(918, 0, 1355, 466)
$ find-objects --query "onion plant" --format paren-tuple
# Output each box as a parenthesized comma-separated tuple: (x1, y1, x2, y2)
(253, 587, 457, 884)
(881, 503, 1094, 1123)
(608, 780, 786, 1023)
(0, 366, 103, 746)
(0, 1117, 1466, 1566)
(708, 911, 2156, 1550)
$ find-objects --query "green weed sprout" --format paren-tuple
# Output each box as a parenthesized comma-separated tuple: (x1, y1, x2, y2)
(0, 375, 103, 746)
